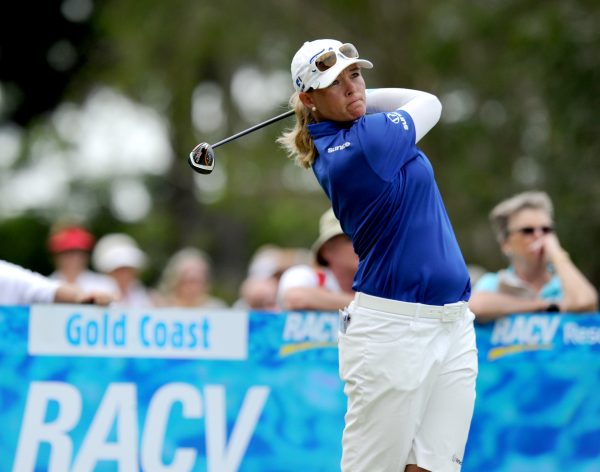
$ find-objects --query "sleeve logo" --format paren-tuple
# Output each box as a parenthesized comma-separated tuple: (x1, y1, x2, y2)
(386, 112, 409, 130)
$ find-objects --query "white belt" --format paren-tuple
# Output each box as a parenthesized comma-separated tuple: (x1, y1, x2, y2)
(354, 292, 467, 322)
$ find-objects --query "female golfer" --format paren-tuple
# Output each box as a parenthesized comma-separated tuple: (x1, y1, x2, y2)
(278, 39, 478, 472)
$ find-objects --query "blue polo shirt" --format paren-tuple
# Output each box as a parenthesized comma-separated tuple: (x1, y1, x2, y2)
(309, 110, 470, 305)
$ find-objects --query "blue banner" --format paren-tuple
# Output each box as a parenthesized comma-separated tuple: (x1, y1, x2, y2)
(468, 313, 600, 472)
(0, 306, 599, 471)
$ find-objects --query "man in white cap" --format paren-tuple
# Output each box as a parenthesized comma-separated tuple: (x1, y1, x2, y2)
(92, 233, 152, 307)
(277, 208, 358, 311)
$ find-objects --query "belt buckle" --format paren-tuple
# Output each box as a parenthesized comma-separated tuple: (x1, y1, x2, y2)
(442, 302, 464, 322)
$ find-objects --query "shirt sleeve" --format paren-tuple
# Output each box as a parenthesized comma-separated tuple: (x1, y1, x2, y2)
(366, 88, 442, 143)
(473, 272, 500, 292)
(539, 275, 564, 301)
(366, 88, 425, 113)
(356, 110, 418, 179)
(0, 260, 59, 304)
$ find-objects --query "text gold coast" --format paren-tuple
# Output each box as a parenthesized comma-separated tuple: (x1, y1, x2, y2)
(29, 305, 248, 360)
(65, 312, 211, 350)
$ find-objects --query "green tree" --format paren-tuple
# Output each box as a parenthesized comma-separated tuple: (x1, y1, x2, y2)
(1, 0, 598, 301)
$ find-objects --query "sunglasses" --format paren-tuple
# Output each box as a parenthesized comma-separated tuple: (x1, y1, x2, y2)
(508, 225, 555, 236)
(314, 43, 360, 72)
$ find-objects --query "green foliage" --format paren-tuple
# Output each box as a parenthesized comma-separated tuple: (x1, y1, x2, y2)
(0, 215, 54, 275)
(1, 0, 599, 301)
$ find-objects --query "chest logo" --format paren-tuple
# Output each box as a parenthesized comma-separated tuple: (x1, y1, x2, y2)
(327, 141, 351, 153)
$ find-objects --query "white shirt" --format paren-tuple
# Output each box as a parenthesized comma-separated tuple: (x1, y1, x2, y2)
(0, 260, 59, 304)
(49, 269, 118, 294)
(113, 281, 153, 308)
(277, 264, 341, 306)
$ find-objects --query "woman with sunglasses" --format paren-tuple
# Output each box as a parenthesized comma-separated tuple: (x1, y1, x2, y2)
(469, 191, 598, 322)
(279, 39, 477, 472)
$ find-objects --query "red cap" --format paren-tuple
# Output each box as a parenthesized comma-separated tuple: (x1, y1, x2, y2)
(48, 227, 95, 254)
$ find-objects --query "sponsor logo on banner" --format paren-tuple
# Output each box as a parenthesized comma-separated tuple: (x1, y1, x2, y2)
(488, 315, 600, 360)
(488, 315, 561, 360)
(562, 322, 600, 345)
(13, 381, 270, 471)
(280, 312, 338, 356)
(28, 305, 248, 359)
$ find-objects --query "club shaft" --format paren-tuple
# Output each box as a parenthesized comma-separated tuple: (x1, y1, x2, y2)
(212, 109, 294, 148)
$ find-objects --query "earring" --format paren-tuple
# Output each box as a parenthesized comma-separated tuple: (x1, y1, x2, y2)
(311, 106, 317, 112)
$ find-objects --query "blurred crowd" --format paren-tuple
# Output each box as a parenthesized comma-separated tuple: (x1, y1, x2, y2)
(0, 190, 597, 320)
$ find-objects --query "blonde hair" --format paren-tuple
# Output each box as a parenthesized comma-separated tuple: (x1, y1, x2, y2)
(489, 191, 554, 242)
(276, 92, 317, 168)
(159, 247, 212, 294)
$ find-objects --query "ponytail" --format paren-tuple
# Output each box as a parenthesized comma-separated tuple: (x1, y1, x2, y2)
(276, 92, 317, 169)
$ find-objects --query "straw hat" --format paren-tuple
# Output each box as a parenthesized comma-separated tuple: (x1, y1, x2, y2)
(311, 208, 346, 266)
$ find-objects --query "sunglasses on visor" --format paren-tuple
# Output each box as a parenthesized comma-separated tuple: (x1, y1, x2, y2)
(314, 43, 360, 72)
(508, 225, 555, 236)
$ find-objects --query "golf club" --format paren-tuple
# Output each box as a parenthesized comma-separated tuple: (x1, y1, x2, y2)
(188, 109, 295, 175)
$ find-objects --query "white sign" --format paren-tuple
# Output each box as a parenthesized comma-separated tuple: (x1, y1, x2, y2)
(28, 305, 248, 360)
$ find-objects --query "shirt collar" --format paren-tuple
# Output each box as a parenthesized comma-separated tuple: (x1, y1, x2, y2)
(308, 120, 354, 138)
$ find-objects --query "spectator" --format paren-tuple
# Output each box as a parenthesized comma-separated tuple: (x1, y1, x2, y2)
(234, 244, 312, 312)
(47, 224, 118, 294)
(1, 259, 114, 305)
(470, 191, 598, 322)
(237, 276, 280, 311)
(154, 247, 228, 308)
(92, 233, 153, 307)
(277, 208, 358, 311)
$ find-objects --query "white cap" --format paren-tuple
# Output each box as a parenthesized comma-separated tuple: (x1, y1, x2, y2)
(92, 233, 147, 273)
(291, 39, 373, 92)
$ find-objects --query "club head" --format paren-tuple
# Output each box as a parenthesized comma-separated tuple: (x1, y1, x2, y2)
(188, 142, 215, 174)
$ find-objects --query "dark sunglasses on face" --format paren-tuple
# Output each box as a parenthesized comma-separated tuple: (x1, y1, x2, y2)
(509, 225, 555, 236)
(314, 43, 360, 72)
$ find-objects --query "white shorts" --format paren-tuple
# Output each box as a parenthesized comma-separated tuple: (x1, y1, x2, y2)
(338, 292, 478, 472)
